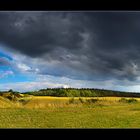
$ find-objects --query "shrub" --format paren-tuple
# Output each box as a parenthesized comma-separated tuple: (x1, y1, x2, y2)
(127, 98, 138, 103)
(119, 98, 138, 103)
(6, 95, 18, 102)
(68, 98, 75, 104)
(18, 99, 30, 105)
(6, 96, 13, 100)
(86, 99, 99, 104)
(79, 98, 84, 103)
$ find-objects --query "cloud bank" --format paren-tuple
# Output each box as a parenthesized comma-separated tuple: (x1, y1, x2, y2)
(1, 12, 140, 91)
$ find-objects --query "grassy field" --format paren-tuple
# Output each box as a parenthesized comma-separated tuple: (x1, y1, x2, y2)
(1, 96, 140, 128)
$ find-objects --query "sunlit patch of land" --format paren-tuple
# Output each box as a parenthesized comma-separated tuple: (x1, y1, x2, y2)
(0, 93, 140, 128)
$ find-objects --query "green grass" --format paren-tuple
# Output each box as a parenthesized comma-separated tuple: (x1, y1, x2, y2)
(0, 96, 140, 128)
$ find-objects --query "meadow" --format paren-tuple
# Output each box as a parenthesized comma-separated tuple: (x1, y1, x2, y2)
(0, 95, 140, 128)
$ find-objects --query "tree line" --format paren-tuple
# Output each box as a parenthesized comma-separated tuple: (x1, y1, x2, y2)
(22, 88, 140, 97)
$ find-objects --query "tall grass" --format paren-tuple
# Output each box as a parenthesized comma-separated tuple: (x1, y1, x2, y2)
(0, 96, 140, 128)
(119, 98, 138, 103)
(0, 95, 139, 109)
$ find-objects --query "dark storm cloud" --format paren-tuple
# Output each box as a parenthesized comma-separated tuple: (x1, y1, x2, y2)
(0, 12, 86, 56)
(1, 12, 140, 81)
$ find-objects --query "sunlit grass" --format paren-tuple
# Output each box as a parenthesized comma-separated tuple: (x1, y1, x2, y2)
(23, 96, 140, 108)
(0, 96, 140, 128)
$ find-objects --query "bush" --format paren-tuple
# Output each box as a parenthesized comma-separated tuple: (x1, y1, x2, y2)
(86, 99, 99, 104)
(119, 98, 138, 103)
(127, 98, 138, 103)
(68, 98, 75, 104)
(6, 96, 13, 100)
(6, 95, 18, 102)
(79, 98, 84, 103)
(18, 99, 30, 105)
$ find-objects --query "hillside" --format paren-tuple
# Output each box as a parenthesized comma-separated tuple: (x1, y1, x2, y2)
(1, 88, 140, 98)
(23, 88, 140, 97)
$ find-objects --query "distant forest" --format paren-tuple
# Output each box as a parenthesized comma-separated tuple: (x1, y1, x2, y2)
(22, 88, 140, 97)
(1, 88, 140, 97)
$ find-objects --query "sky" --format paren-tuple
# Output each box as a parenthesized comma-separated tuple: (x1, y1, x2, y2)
(1, 11, 140, 92)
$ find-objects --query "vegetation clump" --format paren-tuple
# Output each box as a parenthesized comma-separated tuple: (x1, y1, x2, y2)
(23, 88, 140, 97)
(79, 98, 85, 103)
(86, 98, 99, 104)
(68, 98, 75, 104)
(119, 98, 138, 103)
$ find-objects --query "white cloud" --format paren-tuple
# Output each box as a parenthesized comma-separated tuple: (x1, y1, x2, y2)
(0, 81, 70, 92)
(1, 45, 140, 93)
(1, 73, 140, 92)
(17, 63, 31, 71)
(0, 70, 14, 79)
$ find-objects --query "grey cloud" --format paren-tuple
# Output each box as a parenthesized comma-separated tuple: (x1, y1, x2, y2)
(0, 12, 86, 57)
(1, 12, 140, 81)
